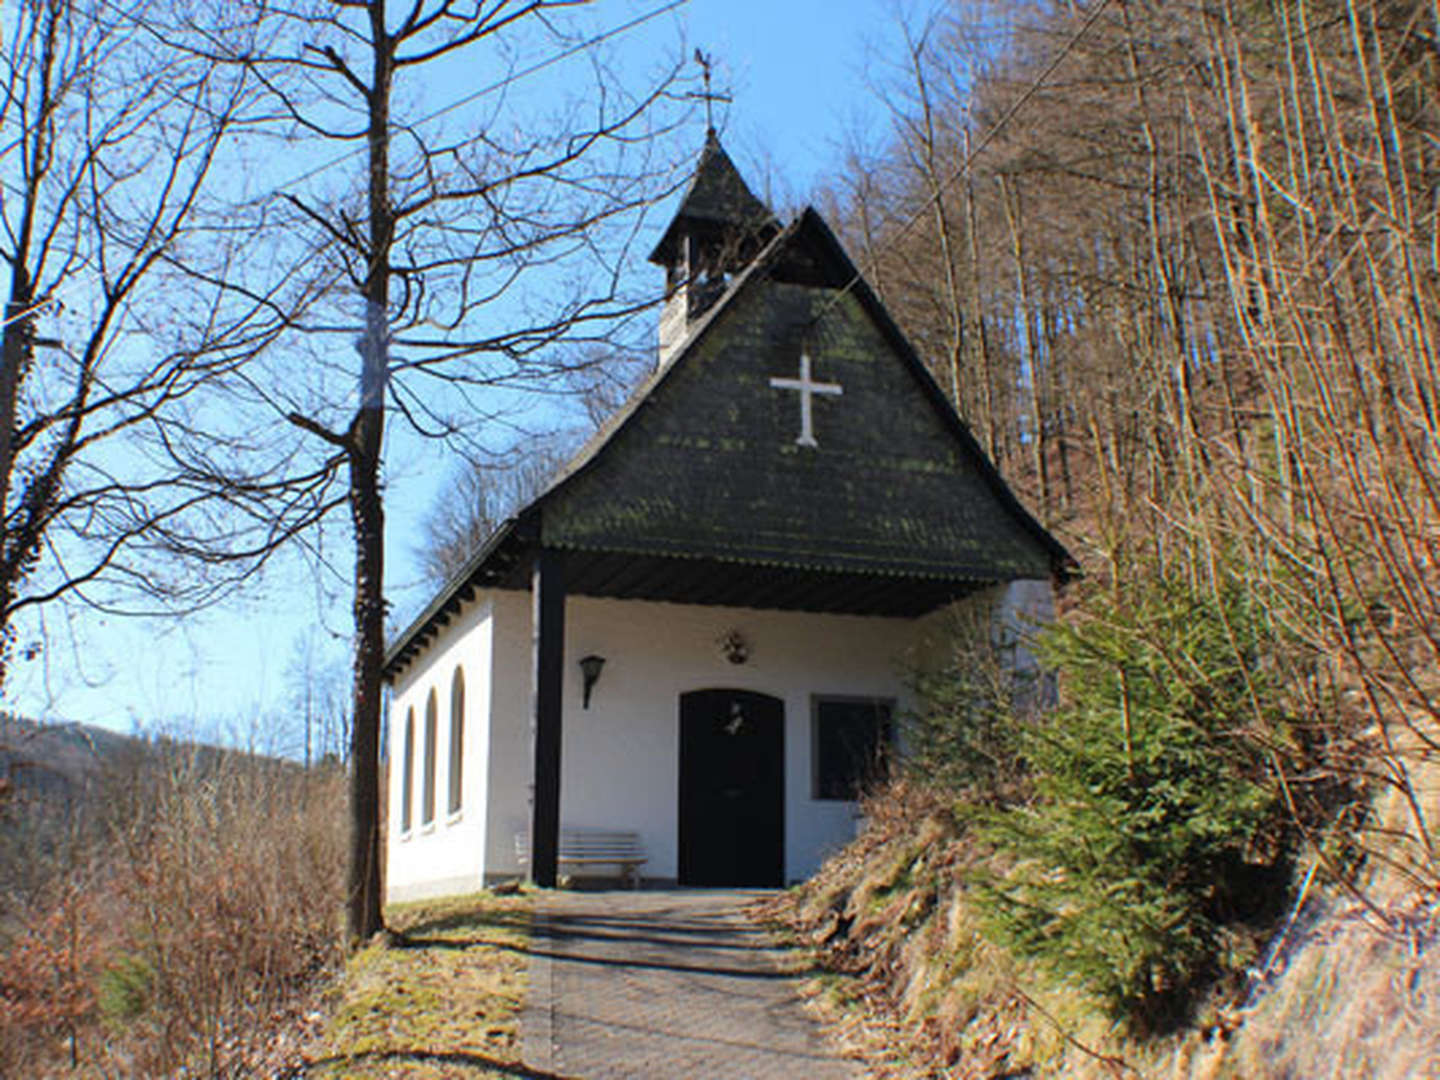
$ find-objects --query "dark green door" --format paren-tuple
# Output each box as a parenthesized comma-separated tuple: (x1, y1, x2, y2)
(678, 689, 784, 886)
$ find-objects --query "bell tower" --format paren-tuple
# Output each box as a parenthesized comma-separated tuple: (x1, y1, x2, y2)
(649, 130, 779, 366)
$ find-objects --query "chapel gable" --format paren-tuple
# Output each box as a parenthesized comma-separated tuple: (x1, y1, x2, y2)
(534, 203, 1067, 604)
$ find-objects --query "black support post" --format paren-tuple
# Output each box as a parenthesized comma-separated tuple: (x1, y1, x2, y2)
(529, 547, 566, 887)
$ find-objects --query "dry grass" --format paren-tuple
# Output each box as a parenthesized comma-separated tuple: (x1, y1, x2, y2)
(762, 783, 1100, 1079)
(304, 890, 533, 1079)
(0, 746, 347, 1078)
(1199, 897, 1439, 1080)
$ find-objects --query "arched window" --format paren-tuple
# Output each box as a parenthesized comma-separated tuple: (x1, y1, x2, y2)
(401, 708, 415, 833)
(448, 667, 465, 815)
(422, 689, 438, 827)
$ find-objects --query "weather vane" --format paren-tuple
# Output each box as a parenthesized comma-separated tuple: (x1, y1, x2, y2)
(687, 48, 732, 136)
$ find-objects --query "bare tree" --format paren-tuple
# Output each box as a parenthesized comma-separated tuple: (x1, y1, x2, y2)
(418, 435, 573, 587)
(835, 0, 1439, 898)
(416, 337, 652, 589)
(283, 626, 350, 767)
(0, 0, 279, 685)
(183, 0, 687, 940)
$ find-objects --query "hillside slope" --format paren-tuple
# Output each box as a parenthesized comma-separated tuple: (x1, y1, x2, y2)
(767, 785, 1438, 1079)
(0, 713, 145, 803)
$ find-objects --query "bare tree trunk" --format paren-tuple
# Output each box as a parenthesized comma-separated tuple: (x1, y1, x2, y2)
(345, 0, 396, 945)
(901, 24, 967, 412)
(347, 434, 385, 941)
(1042, 305, 1073, 513)
(0, 275, 35, 656)
(962, 126, 998, 465)
(999, 174, 1050, 520)
(346, 407, 386, 943)
(0, 2, 58, 675)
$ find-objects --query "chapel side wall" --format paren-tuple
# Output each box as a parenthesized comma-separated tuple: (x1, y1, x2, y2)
(992, 578, 1055, 672)
(911, 578, 1055, 674)
(385, 597, 495, 904)
(483, 587, 535, 880)
(546, 594, 923, 884)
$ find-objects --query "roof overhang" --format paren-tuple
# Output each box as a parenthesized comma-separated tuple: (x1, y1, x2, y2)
(381, 523, 1002, 682)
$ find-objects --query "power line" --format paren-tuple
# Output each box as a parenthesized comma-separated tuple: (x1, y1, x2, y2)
(808, 0, 1115, 329)
(274, 0, 690, 195)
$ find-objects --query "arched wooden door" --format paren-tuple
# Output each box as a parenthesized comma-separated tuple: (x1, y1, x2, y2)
(678, 689, 784, 887)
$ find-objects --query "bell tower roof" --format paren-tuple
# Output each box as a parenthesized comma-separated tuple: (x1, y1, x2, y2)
(648, 130, 779, 267)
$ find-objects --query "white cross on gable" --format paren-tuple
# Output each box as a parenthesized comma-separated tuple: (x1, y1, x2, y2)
(769, 353, 843, 448)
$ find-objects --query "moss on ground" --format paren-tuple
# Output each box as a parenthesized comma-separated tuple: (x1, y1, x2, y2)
(306, 890, 532, 1079)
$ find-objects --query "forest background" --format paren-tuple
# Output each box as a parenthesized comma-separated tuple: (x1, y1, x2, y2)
(786, 0, 1437, 1069)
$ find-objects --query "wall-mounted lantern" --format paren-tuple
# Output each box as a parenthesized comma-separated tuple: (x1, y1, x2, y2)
(579, 654, 606, 708)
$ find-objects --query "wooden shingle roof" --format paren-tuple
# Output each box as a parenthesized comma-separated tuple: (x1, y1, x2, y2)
(648, 130, 780, 266)
(542, 209, 1069, 578)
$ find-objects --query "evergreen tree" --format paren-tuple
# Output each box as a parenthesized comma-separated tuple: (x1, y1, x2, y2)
(977, 573, 1294, 1030)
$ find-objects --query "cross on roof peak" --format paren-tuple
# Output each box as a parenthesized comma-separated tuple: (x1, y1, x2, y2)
(688, 48, 731, 138)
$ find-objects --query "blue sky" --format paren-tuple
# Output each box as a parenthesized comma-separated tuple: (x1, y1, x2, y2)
(3, 0, 938, 742)
(662, 0, 904, 200)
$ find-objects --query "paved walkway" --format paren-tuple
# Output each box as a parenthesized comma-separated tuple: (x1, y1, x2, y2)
(522, 889, 861, 1079)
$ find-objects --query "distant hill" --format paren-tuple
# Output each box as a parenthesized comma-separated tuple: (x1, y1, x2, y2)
(0, 713, 299, 824)
(1, 713, 306, 900)
(0, 713, 147, 808)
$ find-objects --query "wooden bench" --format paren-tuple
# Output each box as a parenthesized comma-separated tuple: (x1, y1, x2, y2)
(515, 827, 647, 888)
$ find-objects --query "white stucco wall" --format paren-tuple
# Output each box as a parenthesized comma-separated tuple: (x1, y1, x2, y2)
(484, 588, 535, 882)
(386, 577, 1055, 898)
(386, 597, 495, 903)
(482, 591, 926, 884)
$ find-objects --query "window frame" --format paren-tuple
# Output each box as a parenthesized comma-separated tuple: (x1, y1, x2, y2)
(400, 707, 415, 835)
(447, 667, 465, 818)
(421, 689, 438, 828)
(810, 694, 895, 802)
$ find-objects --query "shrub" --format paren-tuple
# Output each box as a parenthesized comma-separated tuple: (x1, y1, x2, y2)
(97, 953, 154, 1022)
(0, 878, 106, 1074)
(903, 603, 1035, 799)
(107, 750, 346, 1075)
(975, 572, 1296, 1031)
(1, 741, 346, 1077)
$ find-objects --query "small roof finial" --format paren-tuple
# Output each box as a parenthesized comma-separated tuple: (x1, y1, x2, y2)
(688, 48, 731, 138)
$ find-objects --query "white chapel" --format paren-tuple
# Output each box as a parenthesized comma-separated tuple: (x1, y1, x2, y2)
(382, 132, 1072, 901)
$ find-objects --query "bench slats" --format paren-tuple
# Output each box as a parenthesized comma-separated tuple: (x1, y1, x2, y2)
(515, 827, 646, 888)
